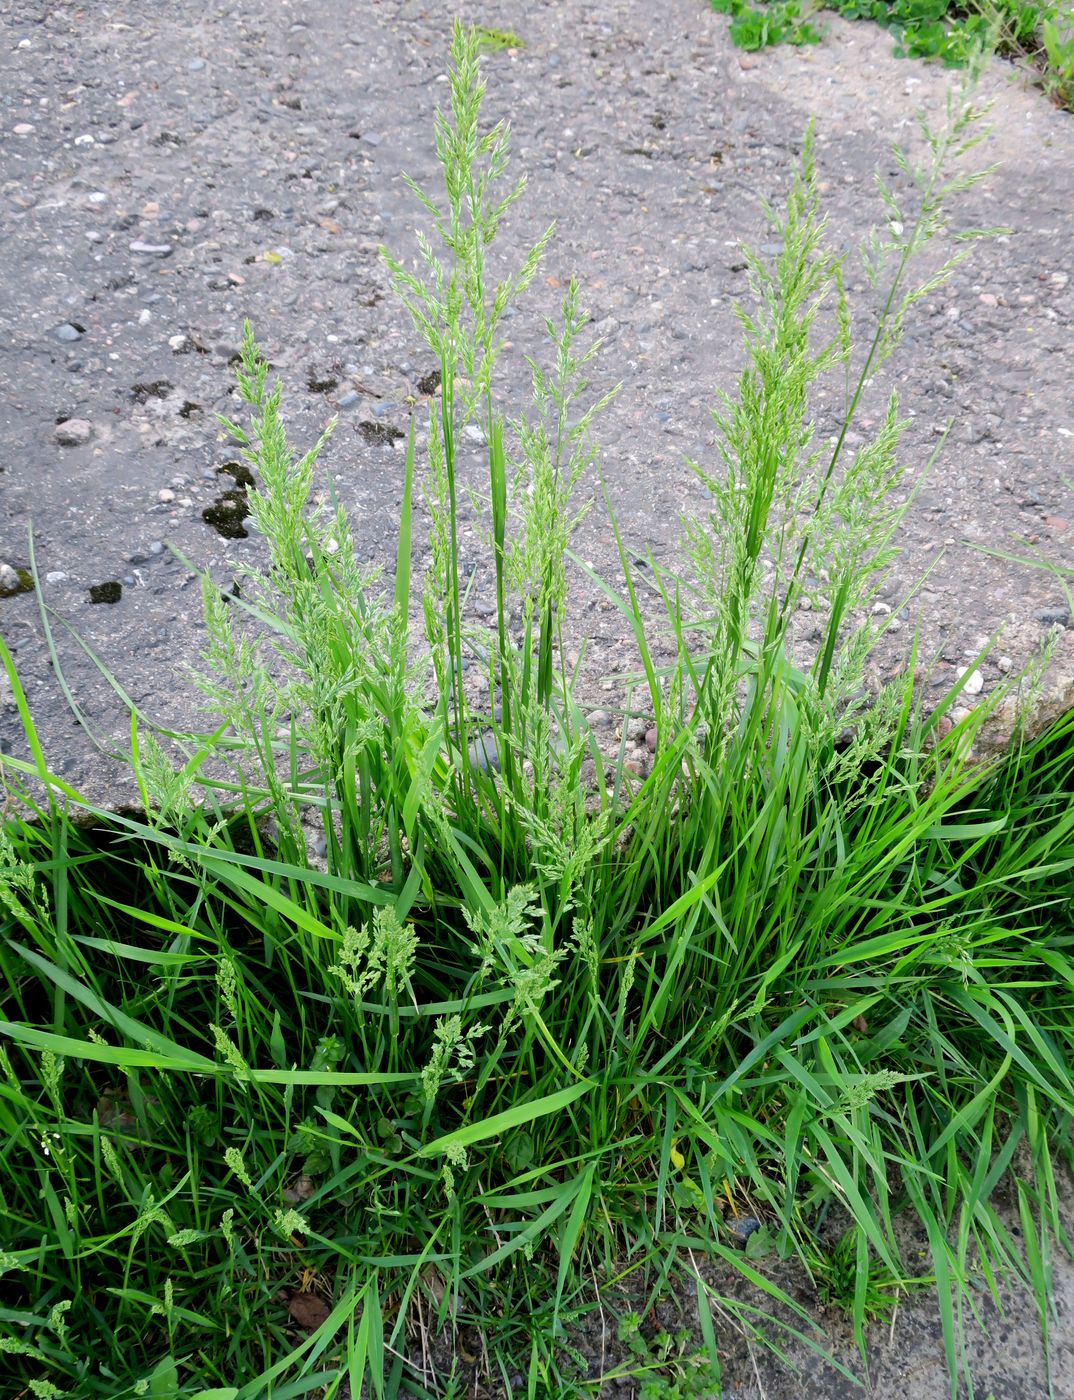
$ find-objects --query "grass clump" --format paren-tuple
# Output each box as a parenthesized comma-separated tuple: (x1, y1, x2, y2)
(1, 21, 1073, 1400)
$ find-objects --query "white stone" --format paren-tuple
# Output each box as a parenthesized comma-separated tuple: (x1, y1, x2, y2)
(957, 666, 984, 696)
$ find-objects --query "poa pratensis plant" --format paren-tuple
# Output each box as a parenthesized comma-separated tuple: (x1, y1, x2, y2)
(193, 27, 1051, 1392)
(3, 23, 1073, 1400)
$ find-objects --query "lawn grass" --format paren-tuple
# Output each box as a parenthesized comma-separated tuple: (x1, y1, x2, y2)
(709, 0, 1074, 112)
(1, 23, 1072, 1400)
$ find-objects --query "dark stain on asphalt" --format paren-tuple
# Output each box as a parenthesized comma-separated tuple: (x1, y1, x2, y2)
(358, 420, 404, 446)
(202, 460, 256, 539)
(88, 581, 123, 604)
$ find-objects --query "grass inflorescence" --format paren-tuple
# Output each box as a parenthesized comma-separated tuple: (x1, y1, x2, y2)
(1, 22, 1072, 1400)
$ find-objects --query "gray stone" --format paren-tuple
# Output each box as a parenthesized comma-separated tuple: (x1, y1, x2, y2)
(129, 241, 174, 255)
(52, 418, 93, 446)
(467, 730, 500, 774)
(1037, 607, 1072, 627)
(727, 1214, 761, 1246)
(54, 323, 83, 342)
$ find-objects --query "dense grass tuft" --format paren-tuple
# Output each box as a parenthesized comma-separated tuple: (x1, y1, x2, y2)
(1, 23, 1071, 1400)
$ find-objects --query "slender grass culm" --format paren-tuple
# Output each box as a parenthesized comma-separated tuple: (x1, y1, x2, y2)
(0, 19, 1072, 1400)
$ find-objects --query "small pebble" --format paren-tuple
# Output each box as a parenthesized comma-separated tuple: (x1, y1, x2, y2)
(149, 540, 164, 556)
(337, 389, 360, 409)
(53, 418, 93, 446)
(188, 58, 206, 72)
(158, 488, 176, 503)
(645, 726, 657, 753)
(129, 240, 173, 255)
(728, 1215, 761, 1246)
(74, 133, 95, 146)
(957, 667, 984, 696)
(13, 123, 35, 136)
(586, 709, 612, 729)
(54, 323, 83, 342)
(86, 191, 108, 205)
(138, 308, 152, 326)
(45, 571, 68, 585)
(0, 563, 20, 591)
(998, 655, 1013, 673)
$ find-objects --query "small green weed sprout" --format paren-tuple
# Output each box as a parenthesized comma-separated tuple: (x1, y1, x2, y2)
(813, 1229, 909, 1324)
(616, 1311, 723, 1399)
